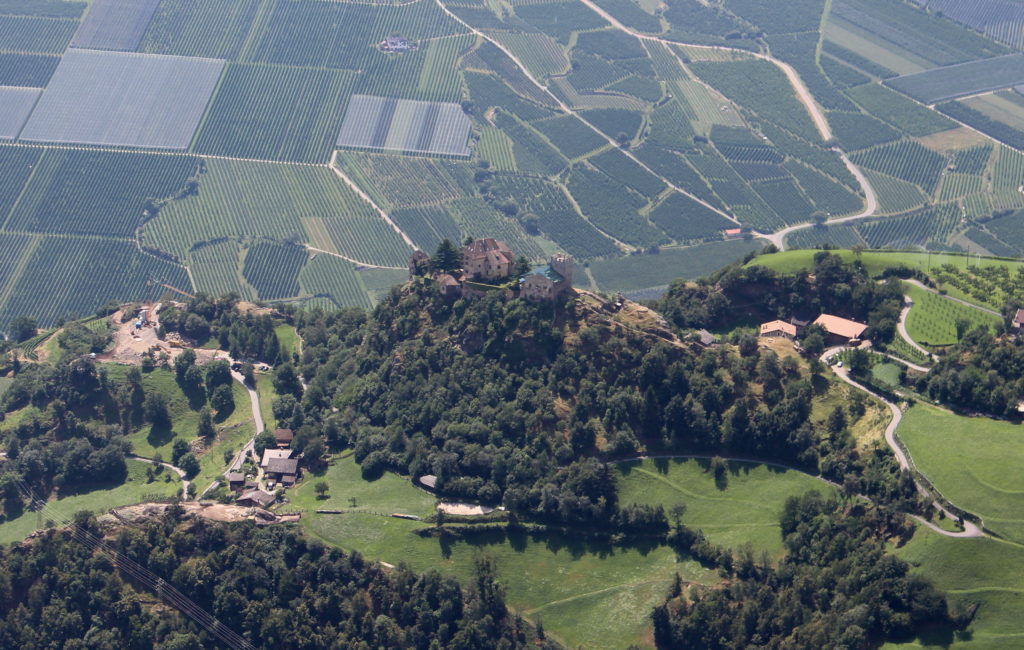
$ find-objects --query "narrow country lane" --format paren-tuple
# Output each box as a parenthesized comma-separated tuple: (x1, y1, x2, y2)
(897, 304, 940, 363)
(820, 347, 983, 538)
(131, 455, 190, 501)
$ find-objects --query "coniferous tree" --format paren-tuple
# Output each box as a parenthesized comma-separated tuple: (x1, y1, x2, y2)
(431, 238, 462, 273)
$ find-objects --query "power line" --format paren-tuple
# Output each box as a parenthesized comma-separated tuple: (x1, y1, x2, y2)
(14, 479, 255, 650)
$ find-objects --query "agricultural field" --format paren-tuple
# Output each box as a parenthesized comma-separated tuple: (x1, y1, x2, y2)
(0, 0, 1023, 327)
(21, 49, 223, 149)
(616, 458, 835, 555)
(0, 87, 39, 139)
(902, 283, 1001, 347)
(885, 53, 1024, 104)
(899, 404, 1024, 545)
(336, 94, 472, 157)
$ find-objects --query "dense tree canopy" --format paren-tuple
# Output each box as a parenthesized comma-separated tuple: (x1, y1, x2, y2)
(0, 511, 553, 649)
(653, 493, 955, 649)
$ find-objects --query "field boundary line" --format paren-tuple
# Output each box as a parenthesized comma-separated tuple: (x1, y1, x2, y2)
(328, 150, 417, 250)
(188, 62, 231, 153)
(0, 140, 328, 167)
(237, 0, 275, 63)
(306, 245, 404, 270)
(523, 578, 667, 616)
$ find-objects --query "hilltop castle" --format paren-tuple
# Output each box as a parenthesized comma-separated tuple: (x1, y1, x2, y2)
(409, 238, 573, 302)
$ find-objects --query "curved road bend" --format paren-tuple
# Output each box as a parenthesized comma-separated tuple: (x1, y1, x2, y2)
(896, 304, 940, 363)
(820, 347, 982, 538)
(573, 0, 880, 250)
(131, 455, 190, 501)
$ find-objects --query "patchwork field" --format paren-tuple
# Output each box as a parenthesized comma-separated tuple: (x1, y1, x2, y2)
(0, 0, 1020, 332)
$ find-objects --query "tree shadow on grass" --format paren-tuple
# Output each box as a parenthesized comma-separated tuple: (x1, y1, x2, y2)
(147, 423, 175, 449)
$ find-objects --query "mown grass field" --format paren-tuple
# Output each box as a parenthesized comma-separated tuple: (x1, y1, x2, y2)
(898, 404, 1024, 544)
(903, 283, 1000, 347)
(0, 459, 181, 545)
(891, 528, 1024, 649)
(616, 458, 835, 556)
(289, 454, 832, 648)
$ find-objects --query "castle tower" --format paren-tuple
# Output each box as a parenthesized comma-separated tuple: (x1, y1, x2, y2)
(550, 253, 574, 288)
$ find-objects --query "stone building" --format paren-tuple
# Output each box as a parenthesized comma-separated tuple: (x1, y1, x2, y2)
(520, 254, 573, 301)
(462, 238, 515, 282)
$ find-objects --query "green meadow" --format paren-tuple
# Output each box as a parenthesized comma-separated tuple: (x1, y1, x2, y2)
(102, 364, 254, 459)
(0, 459, 181, 545)
(891, 527, 1024, 649)
(750, 249, 1023, 310)
(290, 455, 831, 648)
(898, 404, 1024, 544)
(616, 457, 835, 557)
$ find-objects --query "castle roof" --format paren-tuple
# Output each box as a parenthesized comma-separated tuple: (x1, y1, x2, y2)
(463, 238, 514, 263)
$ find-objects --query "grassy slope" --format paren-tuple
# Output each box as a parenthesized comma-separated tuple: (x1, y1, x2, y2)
(750, 250, 1023, 309)
(616, 458, 834, 557)
(102, 365, 253, 458)
(903, 283, 1000, 347)
(898, 404, 1024, 544)
(0, 460, 181, 545)
(290, 454, 831, 648)
(891, 528, 1024, 649)
(275, 323, 300, 360)
(752, 250, 1022, 276)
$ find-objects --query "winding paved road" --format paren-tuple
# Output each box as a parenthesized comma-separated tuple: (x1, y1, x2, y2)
(820, 347, 982, 538)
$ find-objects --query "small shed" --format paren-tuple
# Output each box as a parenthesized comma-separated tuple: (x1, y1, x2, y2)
(419, 474, 438, 490)
(225, 472, 245, 490)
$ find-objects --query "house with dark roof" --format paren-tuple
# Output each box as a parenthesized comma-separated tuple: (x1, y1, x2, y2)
(237, 489, 276, 508)
(274, 428, 294, 448)
(225, 472, 245, 491)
